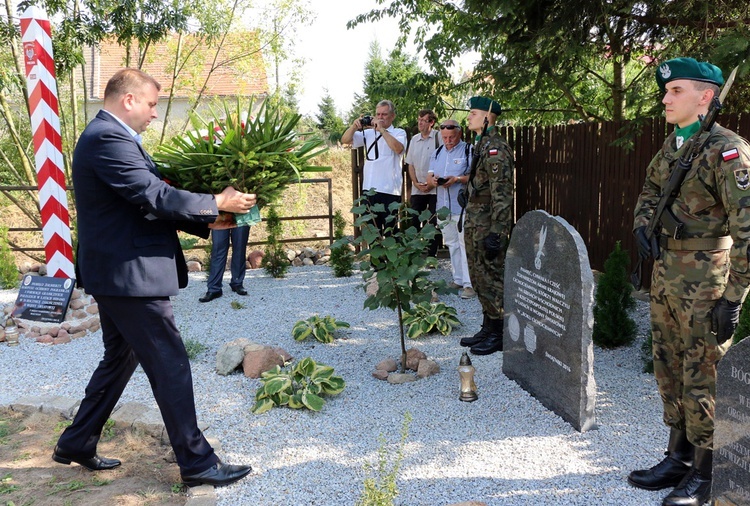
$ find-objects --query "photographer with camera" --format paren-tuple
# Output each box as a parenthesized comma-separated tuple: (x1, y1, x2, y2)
(342, 100, 407, 234)
(426, 119, 474, 299)
(405, 109, 442, 257)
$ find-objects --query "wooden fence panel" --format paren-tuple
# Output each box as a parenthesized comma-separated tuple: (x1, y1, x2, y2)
(507, 113, 750, 287)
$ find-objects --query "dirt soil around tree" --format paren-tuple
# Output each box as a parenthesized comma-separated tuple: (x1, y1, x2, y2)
(0, 407, 186, 506)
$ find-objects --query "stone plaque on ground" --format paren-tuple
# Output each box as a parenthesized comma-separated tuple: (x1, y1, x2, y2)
(714, 336, 750, 505)
(502, 210, 596, 432)
(12, 274, 75, 323)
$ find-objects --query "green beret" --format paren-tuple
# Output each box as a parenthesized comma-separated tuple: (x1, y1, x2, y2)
(468, 96, 501, 115)
(655, 57, 724, 93)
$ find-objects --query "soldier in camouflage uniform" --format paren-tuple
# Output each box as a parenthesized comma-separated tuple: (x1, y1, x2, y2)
(458, 96, 514, 356)
(630, 57, 750, 506)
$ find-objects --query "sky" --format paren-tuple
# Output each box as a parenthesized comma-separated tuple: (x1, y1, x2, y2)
(281, 0, 407, 118)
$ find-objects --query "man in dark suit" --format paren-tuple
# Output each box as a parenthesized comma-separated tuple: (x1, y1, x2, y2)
(52, 68, 254, 488)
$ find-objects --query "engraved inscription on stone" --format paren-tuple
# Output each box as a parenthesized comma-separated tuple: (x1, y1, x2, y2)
(502, 210, 596, 432)
(12, 275, 75, 323)
(714, 337, 750, 505)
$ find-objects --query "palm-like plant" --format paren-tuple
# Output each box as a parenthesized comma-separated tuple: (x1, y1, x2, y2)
(154, 97, 329, 208)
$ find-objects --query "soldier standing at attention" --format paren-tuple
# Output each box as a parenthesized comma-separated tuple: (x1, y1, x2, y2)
(459, 96, 514, 356)
(629, 57, 750, 506)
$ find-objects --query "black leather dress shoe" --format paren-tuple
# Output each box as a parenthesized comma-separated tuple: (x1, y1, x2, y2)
(199, 291, 222, 303)
(52, 445, 121, 471)
(231, 286, 248, 296)
(181, 460, 253, 487)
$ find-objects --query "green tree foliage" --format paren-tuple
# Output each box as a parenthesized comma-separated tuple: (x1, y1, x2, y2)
(261, 205, 289, 278)
(347, 42, 438, 129)
(350, 0, 750, 124)
(329, 210, 354, 277)
(316, 90, 345, 144)
(593, 241, 637, 348)
(0, 226, 19, 289)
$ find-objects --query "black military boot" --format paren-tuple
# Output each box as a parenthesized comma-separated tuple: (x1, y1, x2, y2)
(662, 447, 712, 506)
(469, 317, 503, 355)
(628, 428, 693, 490)
(460, 313, 491, 347)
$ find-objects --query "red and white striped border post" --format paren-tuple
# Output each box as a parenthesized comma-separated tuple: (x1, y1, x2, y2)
(20, 6, 74, 279)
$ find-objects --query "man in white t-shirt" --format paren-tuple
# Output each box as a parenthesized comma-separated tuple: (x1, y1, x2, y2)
(405, 109, 442, 256)
(342, 99, 407, 233)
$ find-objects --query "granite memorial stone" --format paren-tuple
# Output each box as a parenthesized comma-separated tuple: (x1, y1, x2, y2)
(502, 210, 596, 432)
(12, 274, 75, 323)
(713, 336, 750, 505)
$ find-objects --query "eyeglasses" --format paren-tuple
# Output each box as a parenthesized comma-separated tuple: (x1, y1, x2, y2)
(440, 125, 459, 130)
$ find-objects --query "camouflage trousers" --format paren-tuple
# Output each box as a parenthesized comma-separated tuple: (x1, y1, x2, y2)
(464, 204, 505, 319)
(649, 291, 732, 449)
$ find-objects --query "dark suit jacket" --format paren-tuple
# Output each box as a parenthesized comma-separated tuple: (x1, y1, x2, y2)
(73, 110, 218, 297)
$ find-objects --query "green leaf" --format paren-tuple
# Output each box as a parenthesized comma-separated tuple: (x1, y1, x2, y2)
(264, 376, 292, 396)
(302, 392, 325, 411)
(295, 357, 316, 377)
(406, 323, 423, 339)
(251, 398, 275, 414)
(321, 376, 346, 395)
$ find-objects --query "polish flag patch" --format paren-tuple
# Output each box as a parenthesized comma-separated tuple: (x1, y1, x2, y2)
(489, 148, 499, 156)
(722, 148, 740, 161)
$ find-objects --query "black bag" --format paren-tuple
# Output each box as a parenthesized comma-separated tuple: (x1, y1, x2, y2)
(457, 188, 468, 209)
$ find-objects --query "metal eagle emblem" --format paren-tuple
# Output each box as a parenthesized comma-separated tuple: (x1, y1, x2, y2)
(734, 168, 750, 190)
(659, 63, 671, 80)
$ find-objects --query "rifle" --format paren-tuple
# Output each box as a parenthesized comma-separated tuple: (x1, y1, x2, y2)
(631, 66, 738, 290)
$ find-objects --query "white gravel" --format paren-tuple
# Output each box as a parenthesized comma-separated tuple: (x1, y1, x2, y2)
(0, 262, 670, 505)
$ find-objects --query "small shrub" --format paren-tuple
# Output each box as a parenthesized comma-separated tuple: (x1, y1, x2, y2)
(0, 226, 19, 289)
(251, 357, 345, 414)
(356, 412, 412, 506)
(183, 338, 207, 360)
(593, 241, 636, 348)
(330, 210, 354, 277)
(262, 205, 289, 278)
(292, 315, 350, 343)
(733, 296, 750, 344)
(403, 302, 460, 338)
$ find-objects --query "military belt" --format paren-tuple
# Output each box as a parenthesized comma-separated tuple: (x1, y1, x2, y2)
(658, 235, 732, 251)
(469, 195, 491, 204)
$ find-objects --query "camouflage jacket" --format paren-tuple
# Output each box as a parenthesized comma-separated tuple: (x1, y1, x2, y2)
(633, 124, 750, 301)
(467, 127, 515, 236)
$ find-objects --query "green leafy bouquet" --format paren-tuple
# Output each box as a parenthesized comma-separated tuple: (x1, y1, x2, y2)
(154, 97, 329, 218)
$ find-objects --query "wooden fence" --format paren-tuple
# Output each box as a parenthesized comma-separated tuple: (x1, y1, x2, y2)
(501, 113, 750, 282)
(2, 178, 334, 261)
(350, 114, 750, 285)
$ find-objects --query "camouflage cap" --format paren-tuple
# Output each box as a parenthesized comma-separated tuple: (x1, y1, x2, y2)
(656, 57, 724, 93)
(468, 96, 501, 115)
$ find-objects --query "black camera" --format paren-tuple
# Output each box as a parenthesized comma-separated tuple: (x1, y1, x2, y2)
(437, 177, 448, 185)
(360, 115, 373, 127)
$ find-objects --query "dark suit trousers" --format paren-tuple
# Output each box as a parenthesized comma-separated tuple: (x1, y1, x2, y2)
(206, 226, 250, 294)
(56, 296, 218, 475)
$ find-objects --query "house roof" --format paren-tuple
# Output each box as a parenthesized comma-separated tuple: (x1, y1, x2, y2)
(88, 32, 268, 99)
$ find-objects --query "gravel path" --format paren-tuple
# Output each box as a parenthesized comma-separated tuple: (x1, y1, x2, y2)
(0, 263, 670, 505)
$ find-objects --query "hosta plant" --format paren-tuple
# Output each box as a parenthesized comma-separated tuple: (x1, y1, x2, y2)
(403, 302, 460, 338)
(292, 315, 350, 343)
(154, 96, 329, 209)
(251, 358, 345, 414)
